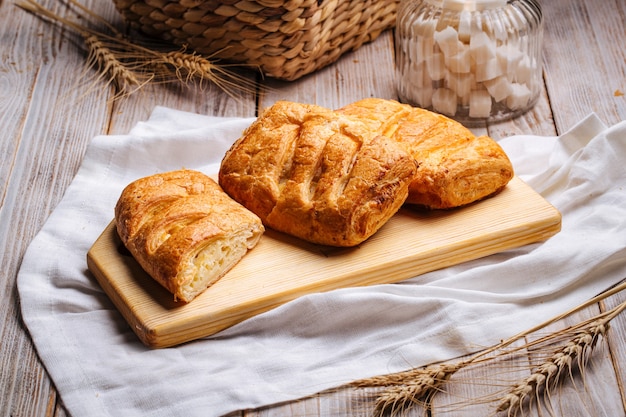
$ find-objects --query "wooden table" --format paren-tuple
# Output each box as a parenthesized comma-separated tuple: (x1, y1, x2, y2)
(2, 0, 625, 416)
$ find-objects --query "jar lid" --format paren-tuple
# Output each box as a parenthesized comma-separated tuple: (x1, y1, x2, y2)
(427, 0, 508, 11)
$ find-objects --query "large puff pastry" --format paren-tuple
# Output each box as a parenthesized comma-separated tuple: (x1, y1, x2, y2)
(336, 98, 514, 209)
(115, 169, 264, 302)
(219, 101, 417, 247)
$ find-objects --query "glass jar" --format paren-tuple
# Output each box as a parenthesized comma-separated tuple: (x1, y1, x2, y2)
(395, 0, 543, 125)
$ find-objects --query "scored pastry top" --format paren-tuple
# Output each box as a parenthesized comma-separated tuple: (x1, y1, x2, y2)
(219, 101, 418, 247)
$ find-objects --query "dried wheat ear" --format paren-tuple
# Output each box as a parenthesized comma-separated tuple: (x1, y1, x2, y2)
(16, 0, 262, 100)
(344, 281, 626, 417)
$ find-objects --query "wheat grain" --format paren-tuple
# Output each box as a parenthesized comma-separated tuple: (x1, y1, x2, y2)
(82, 33, 143, 96)
(16, 0, 260, 99)
(350, 363, 461, 417)
(496, 319, 608, 415)
(152, 50, 260, 97)
(348, 297, 625, 416)
(351, 366, 437, 388)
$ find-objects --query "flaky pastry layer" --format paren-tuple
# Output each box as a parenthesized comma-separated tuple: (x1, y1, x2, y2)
(115, 169, 264, 302)
(219, 101, 417, 247)
(336, 98, 514, 209)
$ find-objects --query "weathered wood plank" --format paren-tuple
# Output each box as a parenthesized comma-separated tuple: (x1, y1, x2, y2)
(603, 284, 626, 413)
(541, 0, 626, 131)
(0, 1, 121, 416)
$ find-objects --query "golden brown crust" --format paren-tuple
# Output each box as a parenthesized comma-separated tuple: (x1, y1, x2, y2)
(115, 169, 264, 302)
(336, 98, 514, 209)
(219, 101, 417, 247)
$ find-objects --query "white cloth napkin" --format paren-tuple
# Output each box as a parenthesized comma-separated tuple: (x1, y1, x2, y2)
(18, 107, 626, 417)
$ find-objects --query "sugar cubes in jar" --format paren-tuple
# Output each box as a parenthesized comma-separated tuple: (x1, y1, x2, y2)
(395, 0, 543, 124)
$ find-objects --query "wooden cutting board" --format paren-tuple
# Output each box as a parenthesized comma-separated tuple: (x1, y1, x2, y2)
(87, 177, 561, 348)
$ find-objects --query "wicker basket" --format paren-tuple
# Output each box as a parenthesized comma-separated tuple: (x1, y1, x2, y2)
(112, 0, 400, 81)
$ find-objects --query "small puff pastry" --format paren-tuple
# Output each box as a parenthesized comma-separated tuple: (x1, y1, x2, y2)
(218, 101, 417, 247)
(336, 98, 514, 209)
(115, 169, 264, 302)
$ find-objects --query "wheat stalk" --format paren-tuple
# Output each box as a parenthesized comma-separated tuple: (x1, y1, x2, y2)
(16, 0, 144, 99)
(496, 301, 623, 416)
(15, 0, 260, 99)
(496, 322, 606, 415)
(151, 50, 261, 98)
(81, 33, 147, 98)
(346, 280, 626, 417)
(358, 363, 462, 417)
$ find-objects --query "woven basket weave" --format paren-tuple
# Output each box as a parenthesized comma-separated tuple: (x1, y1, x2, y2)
(112, 0, 399, 81)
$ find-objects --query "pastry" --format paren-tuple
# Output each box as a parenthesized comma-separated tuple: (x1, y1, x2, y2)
(115, 169, 264, 302)
(218, 101, 417, 247)
(336, 98, 514, 208)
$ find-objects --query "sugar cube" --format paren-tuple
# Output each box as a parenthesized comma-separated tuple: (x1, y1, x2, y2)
(470, 31, 496, 64)
(434, 26, 463, 56)
(469, 90, 493, 118)
(446, 71, 474, 98)
(506, 83, 532, 110)
(445, 44, 471, 73)
(484, 76, 512, 102)
(475, 57, 502, 82)
(432, 88, 458, 116)
(426, 52, 447, 81)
